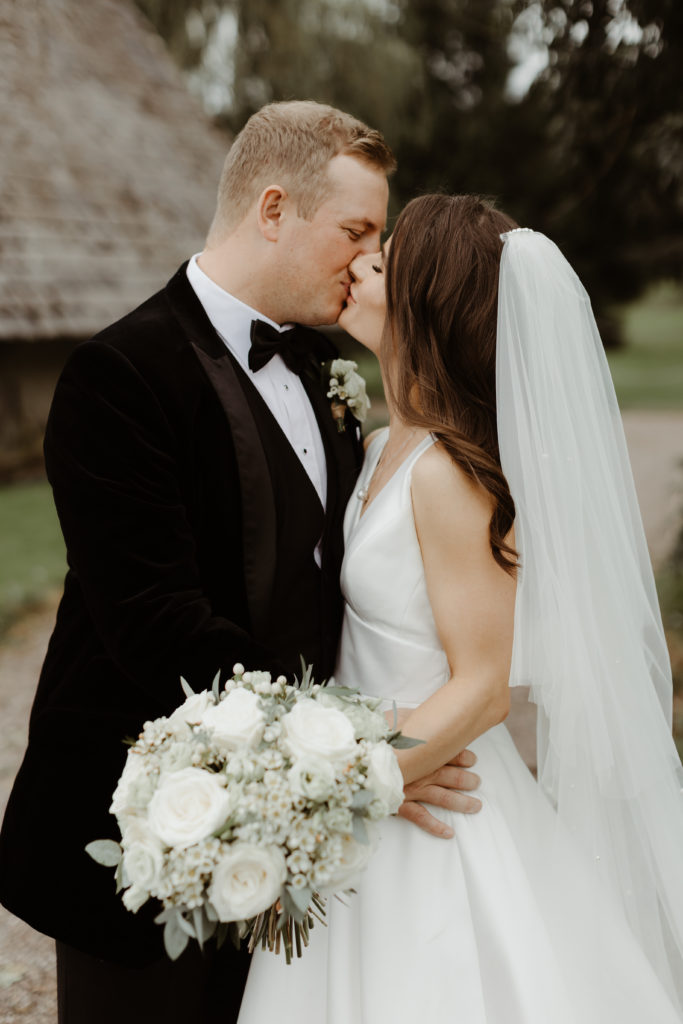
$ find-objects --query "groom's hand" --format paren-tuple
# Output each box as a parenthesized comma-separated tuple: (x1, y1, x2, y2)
(398, 750, 482, 839)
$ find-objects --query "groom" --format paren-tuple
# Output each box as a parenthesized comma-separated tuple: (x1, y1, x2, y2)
(0, 101, 481, 1023)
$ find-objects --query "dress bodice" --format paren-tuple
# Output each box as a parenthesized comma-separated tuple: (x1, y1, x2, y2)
(335, 429, 450, 707)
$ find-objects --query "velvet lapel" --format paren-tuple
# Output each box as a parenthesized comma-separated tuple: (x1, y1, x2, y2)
(299, 352, 363, 562)
(163, 264, 277, 643)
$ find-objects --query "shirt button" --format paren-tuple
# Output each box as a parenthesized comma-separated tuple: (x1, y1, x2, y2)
(303, 448, 308, 454)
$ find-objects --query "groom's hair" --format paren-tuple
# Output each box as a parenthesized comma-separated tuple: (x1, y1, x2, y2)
(207, 101, 395, 241)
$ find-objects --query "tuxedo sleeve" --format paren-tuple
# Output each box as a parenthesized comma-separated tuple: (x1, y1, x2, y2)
(44, 339, 277, 706)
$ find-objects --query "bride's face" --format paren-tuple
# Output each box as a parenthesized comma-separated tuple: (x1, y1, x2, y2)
(338, 242, 389, 354)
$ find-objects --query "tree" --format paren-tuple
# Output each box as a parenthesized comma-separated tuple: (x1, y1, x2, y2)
(135, 0, 682, 339)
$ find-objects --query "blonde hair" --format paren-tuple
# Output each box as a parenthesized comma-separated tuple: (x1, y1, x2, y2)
(207, 100, 396, 241)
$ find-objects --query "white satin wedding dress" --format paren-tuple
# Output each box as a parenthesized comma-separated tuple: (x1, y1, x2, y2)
(237, 429, 682, 1023)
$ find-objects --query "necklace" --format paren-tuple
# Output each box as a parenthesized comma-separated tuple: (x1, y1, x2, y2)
(356, 428, 420, 508)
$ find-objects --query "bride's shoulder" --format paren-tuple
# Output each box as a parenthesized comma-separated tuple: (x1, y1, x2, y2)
(411, 441, 494, 532)
(362, 426, 388, 452)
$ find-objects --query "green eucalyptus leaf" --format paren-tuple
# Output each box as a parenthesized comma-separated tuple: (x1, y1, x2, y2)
(352, 813, 369, 845)
(177, 913, 197, 939)
(164, 913, 190, 960)
(211, 670, 221, 702)
(351, 790, 374, 810)
(180, 676, 195, 699)
(287, 885, 313, 915)
(282, 888, 306, 924)
(321, 685, 361, 698)
(115, 858, 125, 894)
(388, 732, 425, 749)
(85, 839, 122, 867)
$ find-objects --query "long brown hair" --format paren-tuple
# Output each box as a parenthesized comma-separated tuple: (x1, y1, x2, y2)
(384, 194, 518, 573)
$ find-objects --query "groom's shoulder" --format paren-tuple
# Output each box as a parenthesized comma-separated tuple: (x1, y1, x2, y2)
(92, 272, 185, 362)
(66, 264, 198, 377)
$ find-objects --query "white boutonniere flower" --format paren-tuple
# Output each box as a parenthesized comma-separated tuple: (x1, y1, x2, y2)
(322, 358, 370, 433)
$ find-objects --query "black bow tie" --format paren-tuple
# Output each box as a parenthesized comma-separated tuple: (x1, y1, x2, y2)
(248, 319, 315, 376)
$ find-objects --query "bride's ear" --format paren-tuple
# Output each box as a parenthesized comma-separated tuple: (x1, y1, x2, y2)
(256, 185, 289, 242)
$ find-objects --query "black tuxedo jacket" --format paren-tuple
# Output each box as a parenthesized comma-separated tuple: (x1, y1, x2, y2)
(0, 264, 362, 967)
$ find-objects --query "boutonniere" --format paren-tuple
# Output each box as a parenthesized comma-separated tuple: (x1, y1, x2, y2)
(321, 359, 371, 433)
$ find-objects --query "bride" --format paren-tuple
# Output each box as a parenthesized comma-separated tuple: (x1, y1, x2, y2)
(237, 194, 683, 1022)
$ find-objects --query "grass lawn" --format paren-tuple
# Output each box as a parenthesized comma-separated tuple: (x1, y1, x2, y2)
(0, 480, 65, 632)
(606, 282, 683, 410)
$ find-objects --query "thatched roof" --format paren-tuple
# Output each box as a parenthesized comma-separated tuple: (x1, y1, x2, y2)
(0, 0, 230, 341)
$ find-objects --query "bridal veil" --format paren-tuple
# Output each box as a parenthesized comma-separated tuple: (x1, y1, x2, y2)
(496, 229, 683, 1010)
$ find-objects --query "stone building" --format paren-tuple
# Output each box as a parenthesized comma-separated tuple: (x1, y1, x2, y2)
(0, 0, 230, 478)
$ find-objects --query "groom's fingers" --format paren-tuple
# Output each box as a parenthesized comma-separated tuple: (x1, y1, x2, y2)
(449, 749, 477, 768)
(406, 784, 482, 815)
(398, 800, 455, 839)
(431, 765, 481, 791)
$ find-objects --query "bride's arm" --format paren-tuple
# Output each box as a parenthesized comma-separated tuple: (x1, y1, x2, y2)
(395, 444, 515, 786)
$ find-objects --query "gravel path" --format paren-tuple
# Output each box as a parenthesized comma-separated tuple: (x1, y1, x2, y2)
(0, 410, 681, 1021)
(0, 603, 59, 1023)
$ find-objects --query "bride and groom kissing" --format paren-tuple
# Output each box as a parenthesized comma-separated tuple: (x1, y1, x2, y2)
(2, 100, 683, 1023)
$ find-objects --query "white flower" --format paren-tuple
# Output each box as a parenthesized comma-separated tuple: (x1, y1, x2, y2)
(122, 832, 164, 892)
(209, 844, 286, 922)
(325, 806, 353, 833)
(122, 884, 149, 913)
(317, 831, 376, 895)
(201, 687, 265, 753)
(167, 690, 213, 728)
(110, 751, 155, 817)
(160, 740, 195, 774)
(147, 768, 233, 849)
(288, 754, 336, 802)
(316, 693, 388, 742)
(366, 742, 404, 814)
(282, 699, 357, 765)
(327, 359, 370, 423)
(286, 850, 312, 874)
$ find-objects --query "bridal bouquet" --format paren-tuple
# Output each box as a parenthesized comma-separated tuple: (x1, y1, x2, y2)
(87, 664, 416, 962)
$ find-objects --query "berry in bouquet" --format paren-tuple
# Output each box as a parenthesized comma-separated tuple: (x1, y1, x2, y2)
(87, 663, 420, 962)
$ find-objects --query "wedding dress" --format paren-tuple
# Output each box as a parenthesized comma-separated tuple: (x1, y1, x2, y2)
(237, 428, 682, 1024)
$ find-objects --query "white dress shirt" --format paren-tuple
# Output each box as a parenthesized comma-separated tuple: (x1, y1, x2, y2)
(186, 254, 327, 564)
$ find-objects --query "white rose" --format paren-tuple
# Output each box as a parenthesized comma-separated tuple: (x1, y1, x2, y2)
(282, 699, 357, 764)
(167, 690, 213, 728)
(208, 843, 286, 922)
(348, 390, 370, 421)
(159, 740, 195, 773)
(110, 751, 155, 817)
(317, 832, 375, 895)
(201, 688, 265, 753)
(122, 884, 149, 913)
(288, 755, 336, 802)
(317, 694, 388, 743)
(366, 742, 404, 814)
(147, 768, 233, 849)
(122, 834, 164, 892)
(330, 358, 357, 378)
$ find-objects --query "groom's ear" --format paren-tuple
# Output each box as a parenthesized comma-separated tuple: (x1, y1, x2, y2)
(257, 185, 289, 242)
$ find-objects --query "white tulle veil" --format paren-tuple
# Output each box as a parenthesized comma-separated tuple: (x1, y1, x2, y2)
(496, 228, 683, 1008)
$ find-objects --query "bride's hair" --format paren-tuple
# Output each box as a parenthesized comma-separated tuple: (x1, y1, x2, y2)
(384, 193, 518, 573)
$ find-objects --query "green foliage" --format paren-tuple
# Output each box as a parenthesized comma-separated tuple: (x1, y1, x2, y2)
(135, 0, 683, 340)
(0, 480, 65, 632)
(606, 282, 683, 408)
(509, 0, 683, 335)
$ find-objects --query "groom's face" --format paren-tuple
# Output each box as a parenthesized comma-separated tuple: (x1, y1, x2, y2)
(275, 154, 389, 326)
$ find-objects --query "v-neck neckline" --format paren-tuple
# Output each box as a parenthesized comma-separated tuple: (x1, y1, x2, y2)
(358, 430, 433, 523)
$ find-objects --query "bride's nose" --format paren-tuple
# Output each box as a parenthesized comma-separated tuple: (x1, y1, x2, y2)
(348, 252, 373, 281)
